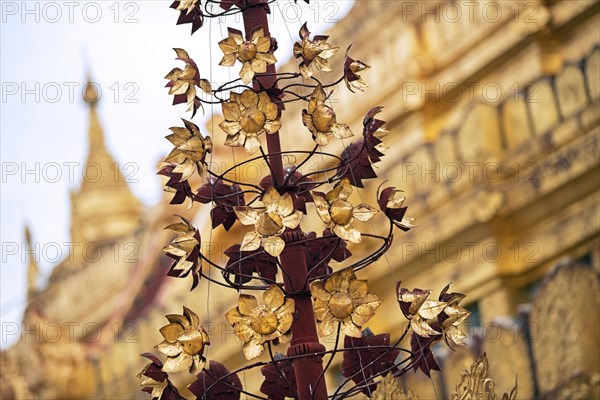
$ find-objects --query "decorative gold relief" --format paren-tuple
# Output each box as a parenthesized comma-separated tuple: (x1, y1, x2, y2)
(451, 353, 517, 400)
(370, 373, 418, 400)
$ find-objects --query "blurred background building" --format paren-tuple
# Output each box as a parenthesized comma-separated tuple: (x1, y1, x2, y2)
(1, 0, 599, 399)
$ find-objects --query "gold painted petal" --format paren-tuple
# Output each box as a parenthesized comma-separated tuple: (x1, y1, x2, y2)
(190, 356, 204, 376)
(331, 123, 354, 139)
(263, 102, 278, 121)
(356, 293, 382, 310)
(169, 80, 189, 95)
(346, 226, 362, 244)
(156, 341, 183, 357)
(179, 331, 204, 355)
(263, 187, 280, 211)
(234, 322, 254, 343)
(238, 294, 259, 316)
(315, 132, 329, 146)
(234, 206, 260, 225)
(324, 271, 343, 293)
(229, 30, 244, 45)
(418, 300, 447, 320)
(318, 46, 339, 60)
(164, 67, 183, 81)
(312, 192, 332, 224)
(445, 326, 467, 346)
(341, 320, 362, 338)
(314, 57, 332, 72)
(225, 307, 245, 325)
(183, 306, 200, 328)
(219, 52, 237, 67)
(165, 314, 190, 330)
(251, 58, 268, 74)
(264, 285, 285, 310)
(348, 279, 368, 299)
(411, 317, 441, 338)
(327, 178, 352, 202)
(276, 193, 294, 217)
(222, 102, 242, 122)
(276, 305, 294, 334)
(224, 133, 242, 147)
(243, 340, 264, 360)
(257, 91, 271, 111)
(263, 236, 285, 257)
(338, 269, 355, 293)
(219, 120, 242, 135)
(174, 48, 190, 59)
(351, 304, 377, 327)
(162, 352, 193, 373)
(313, 298, 329, 321)
(159, 323, 184, 343)
(264, 119, 282, 134)
(310, 281, 332, 301)
(251, 27, 265, 42)
(352, 204, 378, 222)
(300, 64, 313, 80)
(240, 231, 261, 252)
(240, 90, 259, 108)
(333, 224, 351, 242)
(240, 62, 255, 85)
(218, 37, 239, 55)
(256, 36, 271, 53)
(281, 210, 302, 229)
(244, 135, 261, 155)
(318, 313, 335, 337)
(256, 52, 277, 65)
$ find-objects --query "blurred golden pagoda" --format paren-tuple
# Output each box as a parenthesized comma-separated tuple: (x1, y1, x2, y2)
(1, 1, 599, 399)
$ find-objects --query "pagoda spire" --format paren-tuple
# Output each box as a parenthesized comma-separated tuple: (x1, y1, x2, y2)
(24, 225, 39, 302)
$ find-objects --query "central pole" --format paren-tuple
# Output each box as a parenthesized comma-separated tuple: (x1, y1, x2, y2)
(239, 1, 328, 399)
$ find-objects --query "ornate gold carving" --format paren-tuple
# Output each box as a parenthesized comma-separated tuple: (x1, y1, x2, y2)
(586, 48, 600, 100)
(370, 373, 418, 400)
(457, 103, 502, 161)
(530, 263, 600, 395)
(527, 80, 559, 135)
(451, 353, 517, 400)
(556, 65, 588, 118)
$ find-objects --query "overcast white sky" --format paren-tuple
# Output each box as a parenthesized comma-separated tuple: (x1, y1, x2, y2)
(0, 0, 354, 348)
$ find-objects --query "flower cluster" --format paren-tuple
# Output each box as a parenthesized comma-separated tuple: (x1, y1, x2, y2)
(219, 90, 281, 154)
(234, 187, 303, 257)
(155, 307, 210, 374)
(302, 85, 353, 146)
(164, 48, 211, 117)
(162, 217, 202, 290)
(162, 119, 212, 183)
(225, 285, 295, 360)
(219, 27, 277, 84)
(311, 269, 381, 337)
(312, 178, 378, 243)
(293, 23, 338, 79)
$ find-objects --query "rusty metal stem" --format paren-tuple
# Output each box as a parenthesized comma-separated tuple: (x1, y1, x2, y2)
(240, 2, 328, 399)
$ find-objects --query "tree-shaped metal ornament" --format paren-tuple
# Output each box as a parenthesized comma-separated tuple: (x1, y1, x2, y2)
(139, 1, 473, 399)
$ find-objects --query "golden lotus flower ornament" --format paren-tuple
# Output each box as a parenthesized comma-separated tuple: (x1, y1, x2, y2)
(164, 119, 212, 182)
(175, 0, 198, 14)
(398, 289, 447, 338)
(225, 285, 295, 360)
(312, 178, 377, 243)
(219, 27, 277, 84)
(311, 269, 381, 338)
(219, 90, 281, 155)
(293, 23, 339, 79)
(345, 58, 371, 93)
(234, 187, 303, 257)
(165, 48, 211, 114)
(156, 306, 210, 374)
(302, 84, 353, 146)
(441, 303, 470, 347)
